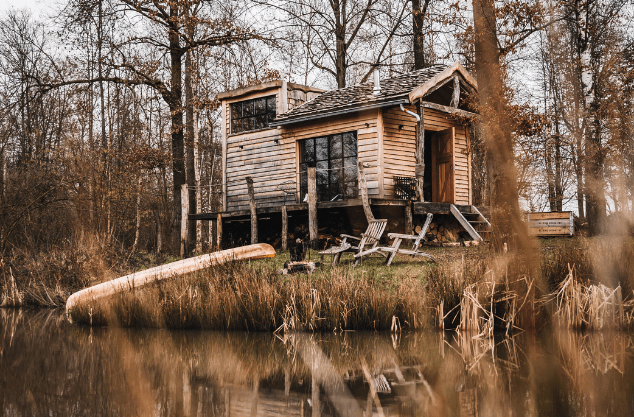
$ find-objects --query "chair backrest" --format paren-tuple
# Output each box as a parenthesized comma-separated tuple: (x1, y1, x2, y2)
(361, 219, 388, 246)
(412, 213, 433, 250)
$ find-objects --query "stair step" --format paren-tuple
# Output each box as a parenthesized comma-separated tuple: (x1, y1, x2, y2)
(468, 220, 489, 224)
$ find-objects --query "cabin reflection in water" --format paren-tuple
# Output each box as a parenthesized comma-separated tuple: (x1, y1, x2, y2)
(2, 309, 634, 416)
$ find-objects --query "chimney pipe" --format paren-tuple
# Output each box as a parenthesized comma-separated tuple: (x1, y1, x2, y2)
(373, 68, 381, 95)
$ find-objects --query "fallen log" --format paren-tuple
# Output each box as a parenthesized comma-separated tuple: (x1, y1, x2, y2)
(66, 243, 275, 313)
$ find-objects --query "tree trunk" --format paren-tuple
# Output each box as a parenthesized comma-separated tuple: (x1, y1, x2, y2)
(471, 0, 530, 251)
(333, 1, 347, 88)
(412, 0, 431, 69)
(132, 172, 144, 253)
(185, 45, 197, 253)
(169, 4, 185, 254)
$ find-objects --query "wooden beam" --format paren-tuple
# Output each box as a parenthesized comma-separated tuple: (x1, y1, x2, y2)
(377, 109, 385, 198)
(281, 205, 288, 251)
(416, 102, 425, 201)
(450, 75, 460, 108)
(181, 184, 189, 258)
(358, 161, 375, 222)
(420, 101, 479, 119)
(450, 204, 482, 242)
(404, 203, 413, 235)
(307, 167, 318, 249)
(216, 213, 222, 249)
(246, 177, 258, 244)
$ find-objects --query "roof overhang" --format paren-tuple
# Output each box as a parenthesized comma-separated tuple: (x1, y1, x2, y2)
(408, 62, 478, 103)
(270, 98, 410, 127)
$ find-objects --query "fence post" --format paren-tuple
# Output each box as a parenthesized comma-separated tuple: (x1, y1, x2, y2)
(216, 213, 222, 250)
(405, 203, 413, 235)
(281, 205, 288, 251)
(307, 167, 318, 249)
(246, 177, 258, 244)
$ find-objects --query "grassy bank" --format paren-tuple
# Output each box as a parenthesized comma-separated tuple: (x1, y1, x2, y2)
(65, 237, 634, 331)
(0, 239, 180, 307)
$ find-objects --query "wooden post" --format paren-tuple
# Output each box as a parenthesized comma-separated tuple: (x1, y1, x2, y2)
(404, 203, 413, 235)
(180, 184, 189, 258)
(307, 167, 318, 249)
(416, 102, 425, 201)
(216, 213, 222, 250)
(357, 161, 374, 222)
(450, 74, 460, 108)
(281, 205, 288, 251)
(246, 176, 258, 244)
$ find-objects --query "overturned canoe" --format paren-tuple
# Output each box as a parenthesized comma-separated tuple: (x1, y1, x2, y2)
(66, 244, 275, 313)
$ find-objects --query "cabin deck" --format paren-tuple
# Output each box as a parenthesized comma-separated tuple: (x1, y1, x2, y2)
(189, 200, 479, 220)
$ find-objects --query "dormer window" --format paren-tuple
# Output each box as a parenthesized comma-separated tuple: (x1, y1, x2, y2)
(230, 95, 277, 134)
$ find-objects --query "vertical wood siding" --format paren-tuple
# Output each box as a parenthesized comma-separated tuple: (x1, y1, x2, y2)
(381, 106, 471, 205)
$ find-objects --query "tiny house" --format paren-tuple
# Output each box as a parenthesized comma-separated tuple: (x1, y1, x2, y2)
(204, 63, 490, 245)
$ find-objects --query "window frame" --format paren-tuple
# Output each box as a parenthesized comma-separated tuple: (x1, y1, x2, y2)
(230, 95, 277, 135)
(299, 131, 358, 202)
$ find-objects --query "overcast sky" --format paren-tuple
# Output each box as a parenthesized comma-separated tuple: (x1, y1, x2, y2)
(1, 0, 56, 18)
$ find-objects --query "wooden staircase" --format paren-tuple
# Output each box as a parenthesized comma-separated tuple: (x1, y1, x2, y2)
(450, 204, 491, 242)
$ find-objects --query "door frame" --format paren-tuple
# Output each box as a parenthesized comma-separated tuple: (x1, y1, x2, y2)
(431, 127, 456, 203)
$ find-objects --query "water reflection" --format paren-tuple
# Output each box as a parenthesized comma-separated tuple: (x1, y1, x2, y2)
(1, 309, 634, 416)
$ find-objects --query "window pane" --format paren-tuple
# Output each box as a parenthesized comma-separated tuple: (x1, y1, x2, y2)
(231, 119, 242, 134)
(303, 138, 315, 163)
(254, 98, 266, 114)
(242, 117, 254, 132)
(343, 132, 357, 157)
(344, 157, 358, 177)
(254, 114, 266, 130)
(329, 166, 341, 186)
(231, 103, 242, 120)
(344, 181, 358, 199)
(330, 134, 342, 159)
(318, 188, 329, 202)
(329, 181, 341, 200)
(267, 97, 277, 115)
(344, 167, 357, 185)
(316, 161, 328, 185)
(316, 137, 328, 161)
(243, 100, 254, 116)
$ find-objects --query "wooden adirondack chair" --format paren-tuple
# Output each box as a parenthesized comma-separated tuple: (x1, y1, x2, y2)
(319, 219, 388, 267)
(381, 213, 436, 266)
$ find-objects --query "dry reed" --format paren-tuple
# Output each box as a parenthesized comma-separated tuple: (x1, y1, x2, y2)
(69, 260, 431, 331)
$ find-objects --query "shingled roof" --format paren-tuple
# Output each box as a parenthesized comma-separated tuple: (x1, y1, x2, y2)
(271, 64, 472, 126)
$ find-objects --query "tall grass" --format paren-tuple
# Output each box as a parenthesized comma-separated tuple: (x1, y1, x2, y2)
(29, 237, 634, 332)
(69, 260, 431, 331)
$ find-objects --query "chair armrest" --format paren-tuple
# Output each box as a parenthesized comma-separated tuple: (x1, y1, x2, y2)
(388, 233, 421, 240)
(340, 234, 361, 241)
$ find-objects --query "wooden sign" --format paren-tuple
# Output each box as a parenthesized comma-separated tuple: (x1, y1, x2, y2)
(527, 211, 574, 237)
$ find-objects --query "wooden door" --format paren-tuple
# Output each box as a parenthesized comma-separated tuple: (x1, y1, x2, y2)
(432, 127, 455, 203)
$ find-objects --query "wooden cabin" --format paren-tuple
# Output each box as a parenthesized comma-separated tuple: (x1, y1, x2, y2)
(201, 63, 490, 246)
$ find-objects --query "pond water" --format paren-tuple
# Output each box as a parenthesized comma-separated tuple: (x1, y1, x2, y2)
(1, 309, 634, 416)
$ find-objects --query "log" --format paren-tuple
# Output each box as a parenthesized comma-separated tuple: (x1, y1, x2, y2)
(307, 167, 318, 249)
(246, 176, 258, 244)
(66, 243, 276, 314)
(180, 184, 189, 258)
(450, 74, 460, 108)
(216, 213, 222, 250)
(281, 205, 288, 251)
(357, 161, 374, 222)
(404, 203, 413, 235)
(416, 103, 425, 201)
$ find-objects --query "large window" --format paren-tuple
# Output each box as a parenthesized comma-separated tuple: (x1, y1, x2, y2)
(300, 132, 358, 201)
(230, 96, 276, 134)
